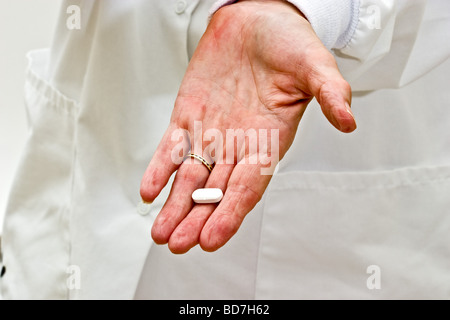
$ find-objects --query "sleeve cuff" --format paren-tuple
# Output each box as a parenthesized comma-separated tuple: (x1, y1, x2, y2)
(286, 0, 360, 49)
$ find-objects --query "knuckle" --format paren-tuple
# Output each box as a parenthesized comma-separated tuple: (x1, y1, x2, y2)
(228, 183, 262, 207)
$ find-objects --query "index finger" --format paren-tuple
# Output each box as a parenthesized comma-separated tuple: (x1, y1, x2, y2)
(140, 125, 189, 203)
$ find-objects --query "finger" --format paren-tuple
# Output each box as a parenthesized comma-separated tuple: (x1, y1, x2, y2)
(300, 50, 357, 133)
(151, 158, 210, 245)
(199, 161, 272, 252)
(168, 164, 234, 254)
(140, 124, 189, 203)
(317, 77, 356, 133)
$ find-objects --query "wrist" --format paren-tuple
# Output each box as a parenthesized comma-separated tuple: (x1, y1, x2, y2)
(210, 0, 359, 50)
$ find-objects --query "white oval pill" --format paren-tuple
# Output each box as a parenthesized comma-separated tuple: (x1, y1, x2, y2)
(192, 188, 223, 204)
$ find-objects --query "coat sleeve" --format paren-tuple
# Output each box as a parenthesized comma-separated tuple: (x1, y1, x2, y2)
(208, 0, 436, 91)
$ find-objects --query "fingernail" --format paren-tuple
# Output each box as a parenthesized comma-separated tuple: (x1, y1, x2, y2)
(344, 101, 357, 132)
(345, 101, 354, 118)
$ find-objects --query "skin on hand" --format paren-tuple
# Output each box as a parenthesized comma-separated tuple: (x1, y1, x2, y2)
(140, 0, 356, 254)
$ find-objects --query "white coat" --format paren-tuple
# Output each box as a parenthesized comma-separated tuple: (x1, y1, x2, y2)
(1, 0, 450, 299)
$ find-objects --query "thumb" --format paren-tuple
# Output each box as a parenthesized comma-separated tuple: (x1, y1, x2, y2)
(301, 50, 357, 133)
(316, 76, 356, 133)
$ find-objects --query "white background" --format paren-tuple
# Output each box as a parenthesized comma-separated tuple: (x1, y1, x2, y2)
(0, 0, 60, 231)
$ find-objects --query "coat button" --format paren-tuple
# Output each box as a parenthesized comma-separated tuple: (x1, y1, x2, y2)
(137, 201, 152, 216)
(175, 0, 187, 14)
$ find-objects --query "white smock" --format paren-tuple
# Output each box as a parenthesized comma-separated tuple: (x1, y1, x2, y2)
(1, 0, 450, 299)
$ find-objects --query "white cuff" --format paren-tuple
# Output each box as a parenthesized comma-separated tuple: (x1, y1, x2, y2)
(286, 0, 360, 49)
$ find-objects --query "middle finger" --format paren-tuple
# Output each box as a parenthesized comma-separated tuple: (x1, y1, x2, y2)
(151, 157, 211, 245)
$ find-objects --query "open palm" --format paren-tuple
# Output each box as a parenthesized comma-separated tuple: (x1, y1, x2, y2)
(140, 0, 356, 253)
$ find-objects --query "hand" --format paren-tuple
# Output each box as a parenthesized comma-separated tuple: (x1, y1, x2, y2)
(140, 0, 356, 253)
